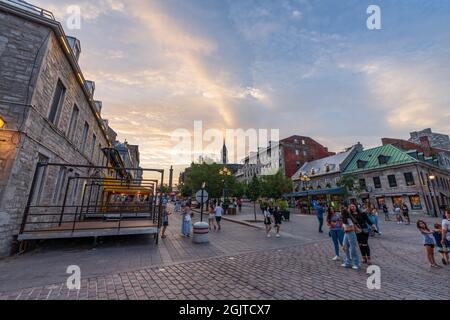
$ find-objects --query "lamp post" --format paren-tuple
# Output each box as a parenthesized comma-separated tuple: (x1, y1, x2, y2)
(429, 175, 438, 217)
(219, 167, 232, 209)
(300, 174, 311, 214)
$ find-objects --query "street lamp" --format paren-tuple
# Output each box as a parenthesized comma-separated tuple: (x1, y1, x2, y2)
(219, 167, 232, 207)
(300, 174, 311, 214)
(0, 116, 5, 129)
(428, 175, 438, 217)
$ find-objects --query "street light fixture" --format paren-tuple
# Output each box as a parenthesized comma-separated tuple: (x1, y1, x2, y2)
(219, 167, 232, 208)
(300, 174, 311, 214)
(0, 116, 5, 129)
(428, 174, 438, 217)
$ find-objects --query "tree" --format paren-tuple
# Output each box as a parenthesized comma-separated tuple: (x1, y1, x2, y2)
(337, 175, 362, 201)
(260, 170, 293, 199)
(246, 175, 262, 221)
(180, 183, 193, 198)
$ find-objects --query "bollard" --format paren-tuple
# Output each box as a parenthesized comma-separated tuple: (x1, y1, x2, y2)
(192, 221, 209, 244)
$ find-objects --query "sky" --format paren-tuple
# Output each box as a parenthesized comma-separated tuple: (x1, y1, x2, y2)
(32, 0, 450, 182)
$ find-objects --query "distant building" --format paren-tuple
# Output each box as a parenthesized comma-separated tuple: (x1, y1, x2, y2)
(114, 140, 143, 181)
(236, 135, 335, 183)
(409, 128, 450, 151)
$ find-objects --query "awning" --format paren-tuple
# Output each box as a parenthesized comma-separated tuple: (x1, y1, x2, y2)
(288, 187, 346, 198)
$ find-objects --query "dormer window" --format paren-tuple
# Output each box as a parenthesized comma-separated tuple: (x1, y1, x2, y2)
(325, 164, 331, 173)
(357, 160, 367, 169)
(378, 155, 389, 165)
(311, 168, 316, 176)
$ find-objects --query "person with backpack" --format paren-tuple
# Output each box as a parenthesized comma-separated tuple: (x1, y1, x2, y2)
(349, 203, 376, 265)
(401, 203, 411, 225)
(382, 204, 390, 221)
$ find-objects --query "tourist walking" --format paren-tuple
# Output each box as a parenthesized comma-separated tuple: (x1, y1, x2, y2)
(441, 209, 450, 256)
(382, 204, 390, 221)
(417, 220, 440, 268)
(316, 202, 325, 233)
(215, 203, 224, 231)
(326, 207, 344, 261)
(369, 206, 381, 236)
(394, 205, 403, 224)
(263, 207, 273, 237)
(350, 203, 375, 265)
(160, 204, 172, 239)
(181, 204, 192, 237)
(401, 203, 411, 225)
(433, 224, 449, 265)
(273, 206, 283, 238)
(341, 208, 361, 270)
(237, 198, 243, 213)
(208, 204, 216, 231)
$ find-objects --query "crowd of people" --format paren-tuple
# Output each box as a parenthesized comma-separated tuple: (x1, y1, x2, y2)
(160, 194, 450, 270)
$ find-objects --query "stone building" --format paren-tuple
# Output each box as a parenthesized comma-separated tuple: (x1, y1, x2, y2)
(236, 135, 335, 183)
(409, 128, 450, 151)
(0, 1, 112, 256)
(343, 144, 450, 216)
(292, 143, 362, 192)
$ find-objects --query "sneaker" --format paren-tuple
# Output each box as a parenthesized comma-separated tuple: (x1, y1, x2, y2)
(442, 258, 448, 266)
(352, 266, 361, 270)
(332, 256, 340, 261)
(431, 264, 441, 268)
(276, 234, 281, 238)
(267, 234, 271, 238)
(341, 264, 352, 268)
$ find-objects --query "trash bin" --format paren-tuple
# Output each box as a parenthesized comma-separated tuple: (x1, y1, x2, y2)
(283, 210, 290, 221)
(228, 207, 237, 215)
(192, 222, 209, 244)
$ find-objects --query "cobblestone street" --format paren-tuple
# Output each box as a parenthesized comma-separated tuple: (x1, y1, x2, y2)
(0, 205, 448, 300)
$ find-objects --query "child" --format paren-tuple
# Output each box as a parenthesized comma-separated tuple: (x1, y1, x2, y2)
(417, 220, 440, 268)
(433, 224, 449, 266)
(263, 208, 273, 238)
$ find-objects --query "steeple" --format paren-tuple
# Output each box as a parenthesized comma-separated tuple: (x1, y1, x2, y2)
(221, 138, 228, 164)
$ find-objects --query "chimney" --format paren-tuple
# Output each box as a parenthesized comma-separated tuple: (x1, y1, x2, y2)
(85, 80, 95, 97)
(94, 101, 103, 115)
(66, 36, 81, 62)
(419, 136, 432, 156)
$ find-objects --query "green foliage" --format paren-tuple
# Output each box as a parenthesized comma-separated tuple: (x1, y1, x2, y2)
(260, 170, 293, 199)
(246, 175, 261, 201)
(180, 184, 193, 197)
(184, 163, 238, 199)
(337, 174, 362, 200)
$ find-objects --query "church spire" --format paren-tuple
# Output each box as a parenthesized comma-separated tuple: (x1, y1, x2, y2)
(221, 138, 228, 165)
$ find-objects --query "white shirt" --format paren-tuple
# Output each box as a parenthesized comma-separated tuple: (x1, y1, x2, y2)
(442, 219, 450, 241)
(215, 206, 223, 217)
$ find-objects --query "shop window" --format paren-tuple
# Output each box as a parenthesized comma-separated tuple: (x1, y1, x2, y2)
(409, 195, 423, 210)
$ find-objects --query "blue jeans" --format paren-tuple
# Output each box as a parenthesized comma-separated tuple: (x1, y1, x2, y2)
(318, 217, 324, 232)
(343, 231, 360, 268)
(330, 229, 344, 257)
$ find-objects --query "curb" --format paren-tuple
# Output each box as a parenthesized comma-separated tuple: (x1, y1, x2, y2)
(221, 216, 264, 229)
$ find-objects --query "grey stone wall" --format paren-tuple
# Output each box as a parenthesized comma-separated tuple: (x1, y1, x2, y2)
(0, 10, 109, 256)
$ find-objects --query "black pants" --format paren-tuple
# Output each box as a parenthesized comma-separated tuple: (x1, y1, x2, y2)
(357, 232, 371, 258)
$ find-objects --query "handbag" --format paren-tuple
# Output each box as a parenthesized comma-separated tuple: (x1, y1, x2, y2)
(349, 213, 362, 234)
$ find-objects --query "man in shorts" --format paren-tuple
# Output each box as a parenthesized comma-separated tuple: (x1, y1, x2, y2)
(273, 206, 283, 238)
(160, 204, 172, 239)
(215, 204, 224, 231)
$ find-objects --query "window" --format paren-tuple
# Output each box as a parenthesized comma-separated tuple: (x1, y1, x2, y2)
(357, 160, 367, 169)
(48, 80, 66, 125)
(378, 155, 388, 165)
(404, 172, 415, 186)
(53, 167, 67, 205)
(409, 195, 422, 210)
(70, 173, 80, 205)
(67, 104, 79, 141)
(80, 122, 89, 153)
(301, 139, 306, 145)
(388, 175, 397, 188)
(295, 149, 300, 156)
(359, 178, 367, 190)
(373, 176, 382, 189)
(91, 134, 97, 159)
(30, 154, 49, 205)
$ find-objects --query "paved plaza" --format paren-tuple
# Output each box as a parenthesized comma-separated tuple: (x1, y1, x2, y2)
(0, 204, 448, 300)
